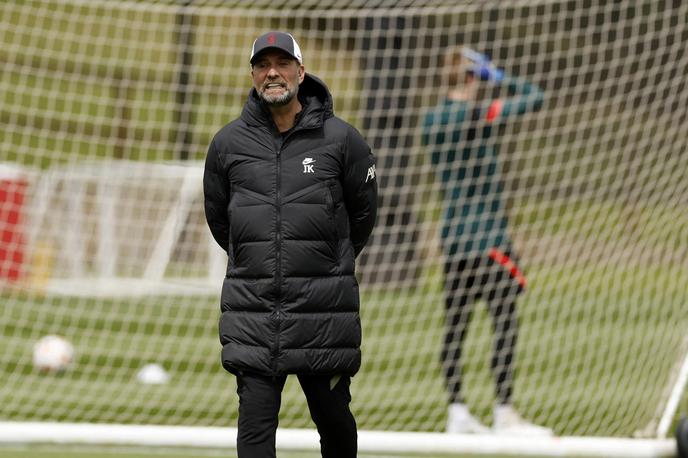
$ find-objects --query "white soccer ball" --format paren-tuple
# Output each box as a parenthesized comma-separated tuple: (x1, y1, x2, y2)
(136, 363, 170, 385)
(33, 335, 74, 373)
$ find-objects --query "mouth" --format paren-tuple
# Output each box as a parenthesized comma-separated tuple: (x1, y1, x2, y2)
(263, 83, 285, 91)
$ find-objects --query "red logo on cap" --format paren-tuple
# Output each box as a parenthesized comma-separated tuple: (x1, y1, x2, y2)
(267, 33, 276, 44)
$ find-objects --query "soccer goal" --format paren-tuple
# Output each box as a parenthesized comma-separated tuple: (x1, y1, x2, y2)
(24, 160, 224, 297)
(1, 1, 686, 457)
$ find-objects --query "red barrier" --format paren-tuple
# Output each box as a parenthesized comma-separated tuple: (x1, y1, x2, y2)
(0, 165, 28, 281)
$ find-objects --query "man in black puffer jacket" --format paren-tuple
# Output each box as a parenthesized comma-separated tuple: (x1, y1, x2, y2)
(203, 31, 377, 458)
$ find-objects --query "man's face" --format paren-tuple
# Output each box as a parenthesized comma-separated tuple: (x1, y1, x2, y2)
(251, 50, 305, 107)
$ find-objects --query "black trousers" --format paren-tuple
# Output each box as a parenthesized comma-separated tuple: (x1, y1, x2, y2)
(236, 372, 357, 458)
(441, 251, 523, 405)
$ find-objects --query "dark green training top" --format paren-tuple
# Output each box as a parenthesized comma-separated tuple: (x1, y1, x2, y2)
(422, 75, 544, 258)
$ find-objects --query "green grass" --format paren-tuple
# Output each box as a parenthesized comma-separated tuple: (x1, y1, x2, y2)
(1, 194, 687, 437)
(1, 256, 687, 437)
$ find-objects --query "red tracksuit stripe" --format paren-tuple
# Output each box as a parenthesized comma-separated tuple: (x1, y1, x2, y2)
(488, 247, 527, 288)
(486, 99, 504, 122)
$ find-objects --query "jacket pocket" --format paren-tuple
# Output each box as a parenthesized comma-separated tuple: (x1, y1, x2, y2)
(324, 183, 340, 242)
(226, 207, 235, 271)
(324, 184, 334, 219)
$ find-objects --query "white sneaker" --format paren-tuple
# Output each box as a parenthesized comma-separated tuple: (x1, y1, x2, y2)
(446, 403, 491, 434)
(493, 404, 553, 436)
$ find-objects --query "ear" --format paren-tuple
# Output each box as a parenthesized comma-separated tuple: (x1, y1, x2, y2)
(298, 65, 305, 83)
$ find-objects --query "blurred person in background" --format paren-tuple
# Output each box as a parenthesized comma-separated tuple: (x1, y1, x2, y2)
(422, 46, 549, 436)
(203, 31, 377, 457)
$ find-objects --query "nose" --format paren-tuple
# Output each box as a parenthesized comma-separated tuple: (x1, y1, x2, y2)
(266, 67, 279, 78)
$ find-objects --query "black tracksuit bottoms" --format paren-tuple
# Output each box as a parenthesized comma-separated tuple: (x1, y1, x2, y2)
(236, 371, 357, 458)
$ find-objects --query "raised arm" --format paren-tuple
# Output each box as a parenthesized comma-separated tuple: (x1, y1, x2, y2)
(490, 74, 544, 119)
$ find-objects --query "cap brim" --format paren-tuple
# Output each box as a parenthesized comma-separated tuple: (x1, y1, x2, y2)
(250, 48, 301, 65)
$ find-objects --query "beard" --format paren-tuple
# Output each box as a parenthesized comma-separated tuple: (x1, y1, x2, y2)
(258, 85, 297, 107)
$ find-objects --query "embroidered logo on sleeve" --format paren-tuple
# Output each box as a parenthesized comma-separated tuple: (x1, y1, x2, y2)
(365, 164, 376, 183)
(302, 157, 315, 173)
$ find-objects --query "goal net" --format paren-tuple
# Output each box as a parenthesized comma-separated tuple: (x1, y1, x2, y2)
(1, 1, 686, 455)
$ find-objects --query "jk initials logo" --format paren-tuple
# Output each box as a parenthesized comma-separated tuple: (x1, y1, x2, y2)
(302, 157, 315, 173)
(365, 164, 376, 182)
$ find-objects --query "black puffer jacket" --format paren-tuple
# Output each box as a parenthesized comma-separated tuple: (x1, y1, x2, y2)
(203, 74, 377, 376)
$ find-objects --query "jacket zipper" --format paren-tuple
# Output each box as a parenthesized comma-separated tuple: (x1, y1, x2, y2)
(273, 141, 283, 375)
(271, 126, 305, 374)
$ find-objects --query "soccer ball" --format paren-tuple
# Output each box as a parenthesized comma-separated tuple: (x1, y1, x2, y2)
(33, 335, 74, 373)
(136, 363, 170, 385)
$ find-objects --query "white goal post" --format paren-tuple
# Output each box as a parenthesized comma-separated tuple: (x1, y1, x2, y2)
(0, 422, 678, 458)
(24, 160, 224, 297)
(1, 1, 687, 457)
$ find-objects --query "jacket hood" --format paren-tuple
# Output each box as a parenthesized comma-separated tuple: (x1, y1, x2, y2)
(242, 73, 334, 129)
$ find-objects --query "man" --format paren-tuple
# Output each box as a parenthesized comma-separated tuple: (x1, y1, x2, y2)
(422, 47, 550, 435)
(203, 31, 377, 457)
(677, 416, 688, 458)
